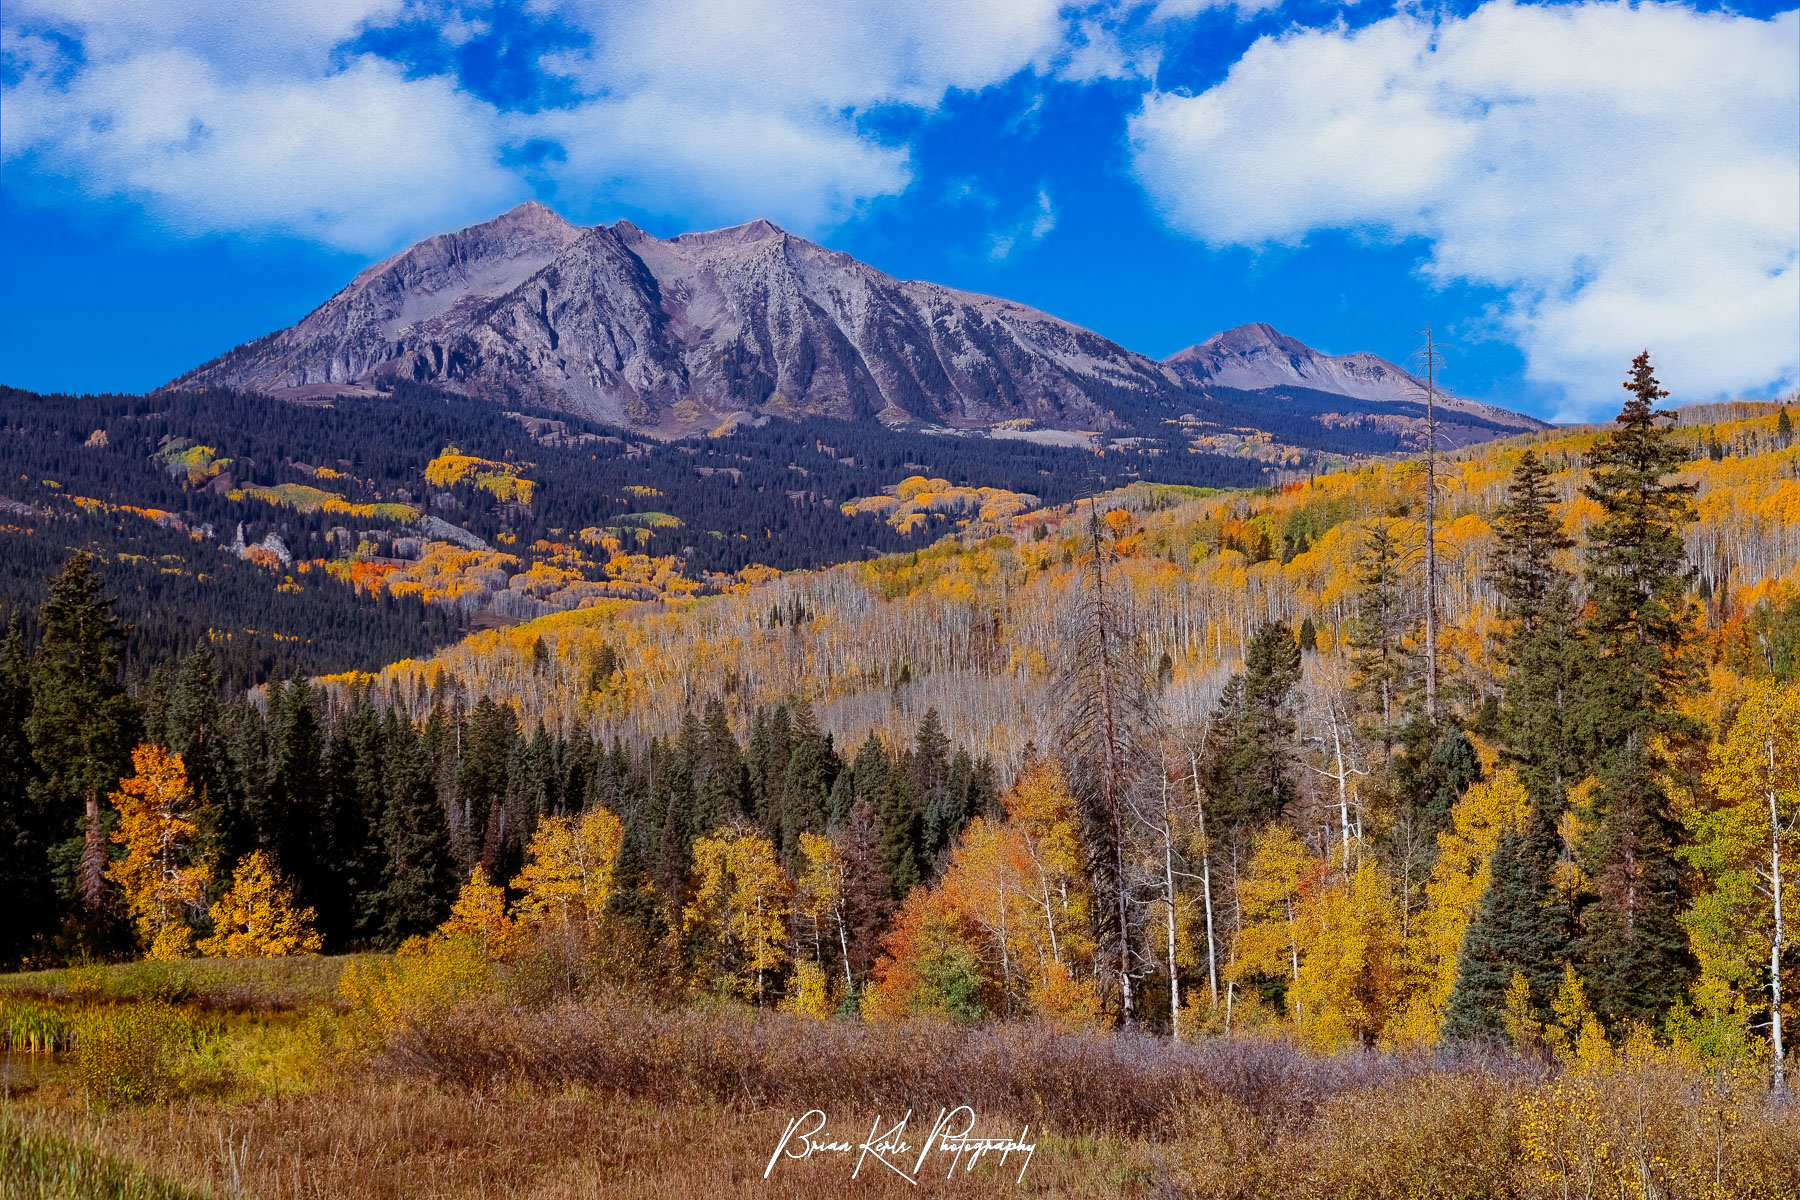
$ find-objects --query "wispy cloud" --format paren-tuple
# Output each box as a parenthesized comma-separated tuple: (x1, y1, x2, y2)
(987, 188, 1057, 260)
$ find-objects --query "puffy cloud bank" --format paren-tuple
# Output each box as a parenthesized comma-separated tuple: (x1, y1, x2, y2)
(1130, 2, 1800, 415)
(0, 0, 1102, 249)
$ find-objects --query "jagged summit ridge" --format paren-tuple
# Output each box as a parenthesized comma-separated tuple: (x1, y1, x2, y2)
(173, 205, 1184, 431)
(170, 204, 1546, 440)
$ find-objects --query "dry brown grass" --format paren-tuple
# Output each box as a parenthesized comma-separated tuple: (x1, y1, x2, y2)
(383, 989, 1510, 1138)
(9, 972, 1799, 1199)
(7, 1081, 1153, 1198)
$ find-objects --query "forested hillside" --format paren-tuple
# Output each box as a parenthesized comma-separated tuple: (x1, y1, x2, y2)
(3, 363, 1796, 1083)
(0, 381, 1269, 688)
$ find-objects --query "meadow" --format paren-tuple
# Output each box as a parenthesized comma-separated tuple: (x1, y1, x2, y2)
(4, 955, 1796, 1199)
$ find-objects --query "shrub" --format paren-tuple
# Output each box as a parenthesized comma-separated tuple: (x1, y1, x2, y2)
(70, 1003, 196, 1108)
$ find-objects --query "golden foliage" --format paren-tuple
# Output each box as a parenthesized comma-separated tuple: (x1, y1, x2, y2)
(107, 745, 211, 960)
(683, 827, 791, 1002)
(439, 868, 515, 959)
(1389, 768, 1530, 1046)
(510, 807, 624, 933)
(199, 851, 322, 958)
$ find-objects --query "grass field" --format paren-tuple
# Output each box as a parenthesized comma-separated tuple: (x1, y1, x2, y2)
(3, 957, 1796, 1199)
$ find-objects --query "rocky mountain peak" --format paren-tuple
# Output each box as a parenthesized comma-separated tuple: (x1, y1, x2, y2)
(670, 217, 787, 248)
(167, 204, 1547, 445)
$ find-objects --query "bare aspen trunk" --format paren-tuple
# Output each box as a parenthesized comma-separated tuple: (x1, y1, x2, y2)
(1162, 769, 1181, 1040)
(1333, 713, 1352, 863)
(1771, 736, 1788, 1098)
(1188, 751, 1219, 1009)
(79, 790, 108, 919)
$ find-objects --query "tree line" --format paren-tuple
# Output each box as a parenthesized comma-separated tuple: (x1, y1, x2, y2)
(0, 564, 997, 977)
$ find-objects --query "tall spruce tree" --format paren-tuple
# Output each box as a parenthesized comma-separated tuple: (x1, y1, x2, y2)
(695, 698, 747, 831)
(377, 712, 453, 945)
(25, 554, 136, 951)
(1203, 621, 1303, 825)
(1347, 522, 1415, 747)
(0, 614, 47, 965)
(164, 642, 238, 876)
(779, 701, 831, 854)
(266, 672, 327, 930)
(1575, 738, 1695, 1027)
(1575, 352, 1700, 756)
(1566, 354, 1700, 1026)
(1442, 815, 1569, 1040)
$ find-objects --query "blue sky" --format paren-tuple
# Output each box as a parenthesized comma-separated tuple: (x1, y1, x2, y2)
(2, 0, 1795, 421)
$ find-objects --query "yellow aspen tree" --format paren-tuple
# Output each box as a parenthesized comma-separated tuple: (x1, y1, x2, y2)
(199, 851, 322, 957)
(684, 827, 791, 1003)
(1289, 858, 1404, 1051)
(779, 960, 834, 1021)
(1389, 768, 1530, 1045)
(1689, 680, 1800, 1092)
(1004, 761, 1094, 972)
(511, 806, 624, 935)
(1232, 825, 1317, 1006)
(439, 866, 515, 959)
(938, 817, 1028, 1009)
(107, 744, 211, 960)
(1545, 964, 1612, 1067)
(793, 831, 846, 993)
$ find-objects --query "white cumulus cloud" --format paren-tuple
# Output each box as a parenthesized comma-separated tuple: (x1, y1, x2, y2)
(1, 0, 1116, 248)
(1128, 1, 1800, 417)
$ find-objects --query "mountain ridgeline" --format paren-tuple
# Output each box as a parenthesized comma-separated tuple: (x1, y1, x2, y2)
(171, 203, 1547, 451)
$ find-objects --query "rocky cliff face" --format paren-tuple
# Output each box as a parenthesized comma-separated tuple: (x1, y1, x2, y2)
(172, 204, 1189, 431)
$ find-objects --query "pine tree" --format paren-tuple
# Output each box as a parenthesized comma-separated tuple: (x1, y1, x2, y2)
(1413, 727, 1483, 845)
(1442, 816, 1567, 1041)
(164, 642, 237, 878)
(1488, 448, 1587, 820)
(779, 701, 831, 854)
(1575, 352, 1700, 758)
(1561, 354, 1701, 1027)
(653, 737, 696, 909)
(1492, 450, 1573, 632)
(377, 716, 453, 946)
(1347, 522, 1414, 746)
(266, 671, 327, 928)
(26, 553, 137, 951)
(875, 762, 921, 902)
(0, 614, 48, 965)
(1575, 739, 1694, 1027)
(453, 696, 516, 872)
(837, 797, 892, 988)
(1298, 615, 1318, 654)
(1203, 621, 1303, 825)
(695, 698, 747, 831)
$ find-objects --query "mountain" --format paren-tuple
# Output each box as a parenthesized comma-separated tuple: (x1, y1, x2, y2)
(169, 203, 1547, 448)
(1165, 322, 1549, 443)
(171, 203, 1189, 433)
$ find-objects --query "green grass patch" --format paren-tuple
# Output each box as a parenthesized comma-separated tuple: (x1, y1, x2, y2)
(0, 955, 357, 1011)
(0, 1120, 208, 1200)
